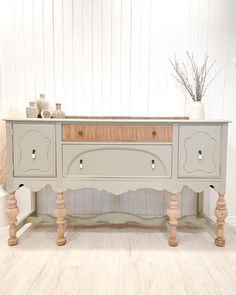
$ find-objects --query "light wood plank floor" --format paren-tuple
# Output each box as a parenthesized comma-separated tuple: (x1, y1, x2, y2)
(0, 223, 236, 295)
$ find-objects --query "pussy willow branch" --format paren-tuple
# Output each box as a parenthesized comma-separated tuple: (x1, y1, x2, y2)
(170, 59, 195, 100)
(170, 52, 222, 101)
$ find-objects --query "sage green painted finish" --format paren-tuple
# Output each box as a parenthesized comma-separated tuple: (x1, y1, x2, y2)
(178, 125, 222, 178)
(63, 144, 172, 178)
(13, 124, 56, 177)
(4, 119, 230, 195)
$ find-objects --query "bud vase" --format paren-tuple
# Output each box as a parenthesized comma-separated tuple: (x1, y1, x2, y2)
(189, 101, 205, 120)
(52, 103, 65, 118)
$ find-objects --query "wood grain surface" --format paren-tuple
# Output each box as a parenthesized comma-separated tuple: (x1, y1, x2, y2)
(62, 124, 173, 142)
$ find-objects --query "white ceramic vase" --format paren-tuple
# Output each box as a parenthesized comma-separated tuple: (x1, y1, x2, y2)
(36, 94, 49, 116)
(189, 101, 205, 120)
(0, 185, 8, 227)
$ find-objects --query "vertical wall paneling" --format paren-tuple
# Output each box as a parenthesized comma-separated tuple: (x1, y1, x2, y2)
(148, 0, 162, 117)
(153, 1, 171, 116)
(1, 0, 17, 109)
(33, 0, 45, 96)
(43, 0, 55, 105)
(101, 0, 112, 114)
(73, 0, 83, 115)
(138, 0, 151, 116)
(82, 0, 93, 114)
(24, 0, 36, 101)
(129, 0, 141, 115)
(92, 0, 102, 115)
(1, 0, 236, 220)
(63, 0, 73, 114)
(14, 0, 26, 105)
(53, 0, 64, 102)
(111, 0, 121, 115)
(120, 0, 131, 115)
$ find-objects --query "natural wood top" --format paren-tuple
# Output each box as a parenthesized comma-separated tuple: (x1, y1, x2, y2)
(65, 116, 189, 120)
(3, 116, 231, 123)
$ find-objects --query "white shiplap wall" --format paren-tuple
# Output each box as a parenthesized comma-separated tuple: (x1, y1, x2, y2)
(0, 0, 236, 220)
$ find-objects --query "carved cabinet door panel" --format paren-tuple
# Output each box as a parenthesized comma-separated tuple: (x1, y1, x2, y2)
(13, 124, 56, 177)
(178, 125, 222, 178)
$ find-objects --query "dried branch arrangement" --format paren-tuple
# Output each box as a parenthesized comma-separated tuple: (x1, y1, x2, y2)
(170, 52, 221, 101)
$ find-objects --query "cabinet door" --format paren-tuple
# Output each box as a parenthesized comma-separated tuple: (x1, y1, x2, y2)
(178, 125, 221, 178)
(13, 124, 56, 177)
(63, 144, 172, 178)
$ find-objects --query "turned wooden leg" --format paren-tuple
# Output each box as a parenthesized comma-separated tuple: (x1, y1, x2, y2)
(54, 192, 67, 246)
(167, 194, 180, 247)
(5, 192, 19, 246)
(214, 193, 228, 247)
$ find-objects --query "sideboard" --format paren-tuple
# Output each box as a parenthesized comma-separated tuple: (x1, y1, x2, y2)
(4, 117, 230, 247)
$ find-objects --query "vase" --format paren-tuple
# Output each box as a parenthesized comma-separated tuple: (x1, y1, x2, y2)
(36, 94, 49, 117)
(189, 101, 205, 120)
(52, 103, 65, 118)
(26, 101, 38, 118)
(0, 185, 8, 227)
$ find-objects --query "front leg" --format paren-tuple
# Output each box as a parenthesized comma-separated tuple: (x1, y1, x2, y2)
(167, 194, 180, 247)
(54, 192, 67, 246)
(5, 192, 19, 246)
(214, 193, 228, 247)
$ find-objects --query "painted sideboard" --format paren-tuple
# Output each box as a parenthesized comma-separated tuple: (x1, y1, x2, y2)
(4, 117, 230, 247)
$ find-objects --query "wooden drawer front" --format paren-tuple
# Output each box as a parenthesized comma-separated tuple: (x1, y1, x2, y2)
(13, 124, 56, 177)
(63, 145, 172, 178)
(178, 125, 222, 178)
(62, 124, 172, 142)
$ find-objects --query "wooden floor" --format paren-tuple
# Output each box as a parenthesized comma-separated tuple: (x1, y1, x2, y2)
(0, 223, 236, 295)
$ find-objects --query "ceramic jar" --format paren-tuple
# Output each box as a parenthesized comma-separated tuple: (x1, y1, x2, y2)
(52, 103, 65, 118)
(26, 101, 38, 118)
(189, 101, 205, 120)
(36, 94, 49, 117)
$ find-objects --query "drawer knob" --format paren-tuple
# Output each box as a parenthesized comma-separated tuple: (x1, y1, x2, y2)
(32, 149, 36, 159)
(78, 130, 83, 136)
(80, 159, 83, 169)
(198, 150, 202, 160)
(151, 159, 155, 169)
(152, 131, 157, 136)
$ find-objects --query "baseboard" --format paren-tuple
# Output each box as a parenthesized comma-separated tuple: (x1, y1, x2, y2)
(226, 216, 236, 224)
(207, 215, 236, 224)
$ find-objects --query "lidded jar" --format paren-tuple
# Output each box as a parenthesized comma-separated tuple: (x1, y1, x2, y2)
(52, 103, 65, 118)
(26, 101, 38, 118)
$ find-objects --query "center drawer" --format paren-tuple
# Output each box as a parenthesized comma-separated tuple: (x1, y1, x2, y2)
(62, 124, 172, 142)
(63, 144, 172, 178)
